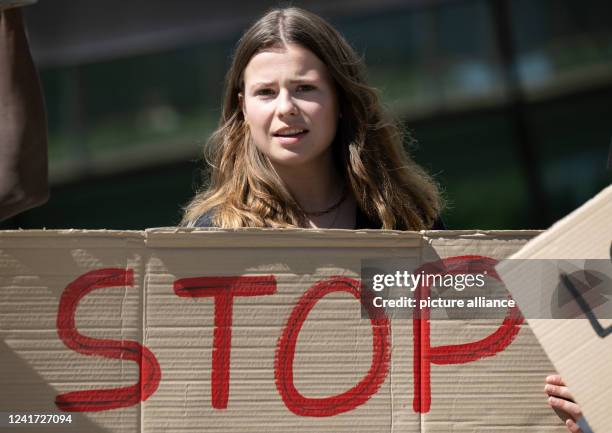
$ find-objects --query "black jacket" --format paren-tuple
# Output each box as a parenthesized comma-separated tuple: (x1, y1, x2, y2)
(193, 207, 446, 230)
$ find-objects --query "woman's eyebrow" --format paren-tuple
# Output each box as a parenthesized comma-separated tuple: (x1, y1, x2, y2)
(248, 77, 319, 90)
(250, 81, 276, 88)
(249, 76, 320, 89)
(288, 78, 319, 84)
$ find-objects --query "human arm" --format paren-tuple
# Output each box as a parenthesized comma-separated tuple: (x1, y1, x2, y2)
(0, 4, 48, 221)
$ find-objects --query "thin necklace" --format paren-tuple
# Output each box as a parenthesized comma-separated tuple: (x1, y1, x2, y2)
(327, 200, 343, 228)
(306, 195, 344, 229)
(302, 186, 349, 217)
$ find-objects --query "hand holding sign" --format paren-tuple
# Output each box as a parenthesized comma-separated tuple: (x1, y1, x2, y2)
(545, 375, 583, 433)
(498, 185, 612, 433)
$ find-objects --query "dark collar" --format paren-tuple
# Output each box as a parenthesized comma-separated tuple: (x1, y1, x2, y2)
(195, 206, 445, 230)
(355, 206, 380, 229)
(355, 207, 446, 230)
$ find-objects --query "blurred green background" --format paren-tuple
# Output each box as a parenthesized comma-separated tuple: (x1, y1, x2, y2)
(2, 0, 611, 230)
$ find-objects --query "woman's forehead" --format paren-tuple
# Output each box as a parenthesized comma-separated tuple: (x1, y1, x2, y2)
(243, 44, 330, 85)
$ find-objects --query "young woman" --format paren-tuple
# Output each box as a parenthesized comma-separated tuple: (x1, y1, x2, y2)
(181, 7, 444, 230)
(181, 7, 585, 432)
(1, 4, 585, 431)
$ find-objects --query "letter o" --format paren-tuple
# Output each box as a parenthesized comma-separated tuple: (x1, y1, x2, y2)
(275, 277, 390, 417)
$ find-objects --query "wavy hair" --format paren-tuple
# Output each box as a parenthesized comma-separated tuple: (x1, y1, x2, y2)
(182, 7, 442, 229)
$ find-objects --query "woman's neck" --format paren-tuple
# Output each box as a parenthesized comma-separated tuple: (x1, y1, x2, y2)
(273, 153, 344, 214)
(272, 153, 356, 229)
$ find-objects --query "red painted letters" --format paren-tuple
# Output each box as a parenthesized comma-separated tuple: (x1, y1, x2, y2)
(54, 255, 521, 415)
(173, 276, 277, 409)
(56, 268, 161, 412)
(275, 277, 391, 417)
(412, 255, 523, 413)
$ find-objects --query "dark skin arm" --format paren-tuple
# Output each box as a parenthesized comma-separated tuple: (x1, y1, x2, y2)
(0, 7, 48, 221)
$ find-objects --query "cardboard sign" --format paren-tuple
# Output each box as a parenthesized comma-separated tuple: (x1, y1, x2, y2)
(498, 184, 612, 433)
(0, 229, 567, 432)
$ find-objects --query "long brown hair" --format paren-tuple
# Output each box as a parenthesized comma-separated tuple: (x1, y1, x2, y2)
(182, 7, 442, 229)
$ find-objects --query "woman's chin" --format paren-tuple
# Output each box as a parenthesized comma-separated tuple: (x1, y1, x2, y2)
(265, 144, 333, 170)
(269, 154, 312, 168)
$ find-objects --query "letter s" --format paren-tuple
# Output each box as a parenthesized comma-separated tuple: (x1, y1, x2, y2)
(56, 268, 161, 412)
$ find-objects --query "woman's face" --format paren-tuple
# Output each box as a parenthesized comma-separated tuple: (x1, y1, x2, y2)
(241, 43, 339, 169)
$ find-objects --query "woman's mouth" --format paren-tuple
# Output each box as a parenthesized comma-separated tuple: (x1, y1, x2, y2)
(272, 128, 309, 144)
(273, 128, 308, 137)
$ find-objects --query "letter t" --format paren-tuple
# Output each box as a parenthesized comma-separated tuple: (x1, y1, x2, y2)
(174, 276, 276, 409)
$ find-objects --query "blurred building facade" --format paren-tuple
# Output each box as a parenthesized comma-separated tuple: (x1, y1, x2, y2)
(3, 0, 611, 229)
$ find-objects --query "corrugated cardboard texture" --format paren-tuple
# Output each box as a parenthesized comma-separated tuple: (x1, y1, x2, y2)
(498, 185, 612, 433)
(0, 229, 566, 433)
(0, 231, 144, 433)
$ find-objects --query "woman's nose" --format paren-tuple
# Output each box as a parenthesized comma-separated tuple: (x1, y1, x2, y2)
(276, 90, 299, 117)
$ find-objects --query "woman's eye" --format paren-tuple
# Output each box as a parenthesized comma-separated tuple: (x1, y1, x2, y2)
(296, 84, 315, 92)
(255, 88, 275, 97)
